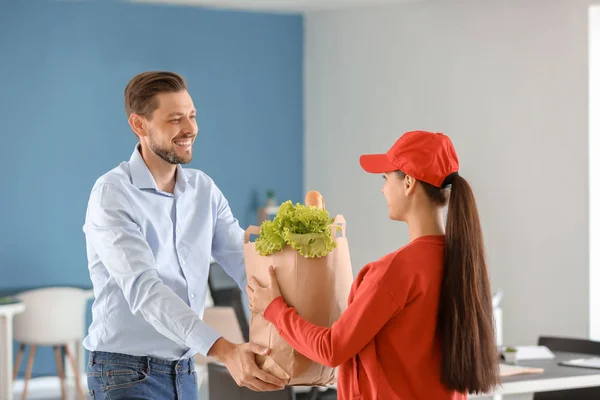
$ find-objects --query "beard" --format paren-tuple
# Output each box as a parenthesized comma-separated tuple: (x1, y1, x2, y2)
(147, 131, 193, 165)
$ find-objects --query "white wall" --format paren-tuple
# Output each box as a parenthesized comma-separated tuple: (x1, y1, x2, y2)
(589, 5, 600, 341)
(304, 0, 590, 347)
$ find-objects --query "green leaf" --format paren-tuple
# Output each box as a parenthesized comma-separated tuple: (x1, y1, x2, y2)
(284, 232, 337, 258)
(255, 220, 286, 256)
(253, 200, 337, 257)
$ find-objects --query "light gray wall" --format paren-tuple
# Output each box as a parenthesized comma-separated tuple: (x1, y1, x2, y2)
(304, 0, 590, 355)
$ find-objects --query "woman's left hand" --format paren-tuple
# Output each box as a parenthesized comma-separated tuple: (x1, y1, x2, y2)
(247, 266, 282, 315)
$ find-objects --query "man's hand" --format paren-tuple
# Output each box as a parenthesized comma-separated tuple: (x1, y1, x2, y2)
(208, 338, 286, 391)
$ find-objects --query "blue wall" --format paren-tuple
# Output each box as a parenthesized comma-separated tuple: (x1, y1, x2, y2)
(0, 0, 303, 378)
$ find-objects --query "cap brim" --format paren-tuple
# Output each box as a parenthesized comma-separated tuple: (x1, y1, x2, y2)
(359, 154, 397, 174)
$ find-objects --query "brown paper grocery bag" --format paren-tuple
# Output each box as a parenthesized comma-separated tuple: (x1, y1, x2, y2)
(243, 195, 353, 386)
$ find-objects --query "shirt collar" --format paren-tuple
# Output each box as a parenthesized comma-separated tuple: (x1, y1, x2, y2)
(129, 145, 189, 194)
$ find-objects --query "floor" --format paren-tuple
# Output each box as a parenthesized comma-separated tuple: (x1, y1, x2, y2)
(13, 377, 86, 400)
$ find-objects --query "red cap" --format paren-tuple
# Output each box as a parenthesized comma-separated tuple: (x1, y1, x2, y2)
(359, 130, 459, 188)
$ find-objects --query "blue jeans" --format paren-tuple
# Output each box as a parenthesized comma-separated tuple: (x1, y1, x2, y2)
(87, 351, 198, 399)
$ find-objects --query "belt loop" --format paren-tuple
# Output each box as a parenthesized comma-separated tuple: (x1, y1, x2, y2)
(188, 358, 192, 374)
(89, 352, 95, 367)
(146, 357, 151, 374)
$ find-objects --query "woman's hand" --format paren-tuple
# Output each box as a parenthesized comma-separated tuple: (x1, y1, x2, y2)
(247, 266, 282, 315)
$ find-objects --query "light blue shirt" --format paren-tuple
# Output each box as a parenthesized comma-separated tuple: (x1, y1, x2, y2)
(82, 146, 247, 359)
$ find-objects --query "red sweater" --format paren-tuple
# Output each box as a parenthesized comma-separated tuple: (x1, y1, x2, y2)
(264, 235, 466, 400)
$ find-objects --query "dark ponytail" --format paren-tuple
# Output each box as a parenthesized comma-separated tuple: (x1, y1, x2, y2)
(395, 171, 499, 394)
(438, 174, 500, 394)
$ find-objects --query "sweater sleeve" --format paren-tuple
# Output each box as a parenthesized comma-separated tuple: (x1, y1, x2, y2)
(264, 277, 408, 368)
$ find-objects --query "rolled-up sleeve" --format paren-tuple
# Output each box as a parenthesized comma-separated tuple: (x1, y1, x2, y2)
(85, 183, 221, 356)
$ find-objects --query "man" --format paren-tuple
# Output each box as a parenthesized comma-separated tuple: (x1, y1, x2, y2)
(83, 71, 285, 399)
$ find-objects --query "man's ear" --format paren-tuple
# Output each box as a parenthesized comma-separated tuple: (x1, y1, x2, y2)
(128, 114, 148, 139)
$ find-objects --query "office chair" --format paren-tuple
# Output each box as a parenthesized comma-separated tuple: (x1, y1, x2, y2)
(533, 336, 600, 400)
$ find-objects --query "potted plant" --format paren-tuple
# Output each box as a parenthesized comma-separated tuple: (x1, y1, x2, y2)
(503, 346, 518, 364)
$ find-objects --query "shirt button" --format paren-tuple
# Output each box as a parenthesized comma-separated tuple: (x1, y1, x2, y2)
(182, 260, 186, 265)
(176, 229, 180, 234)
(190, 293, 195, 299)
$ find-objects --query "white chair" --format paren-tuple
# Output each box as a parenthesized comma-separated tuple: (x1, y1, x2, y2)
(13, 287, 90, 400)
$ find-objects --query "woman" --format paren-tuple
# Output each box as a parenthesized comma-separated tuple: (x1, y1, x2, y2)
(247, 130, 500, 399)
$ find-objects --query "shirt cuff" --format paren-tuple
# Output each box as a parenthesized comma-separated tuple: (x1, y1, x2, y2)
(187, 321, 222, 358)
(264, 296, 288, 326)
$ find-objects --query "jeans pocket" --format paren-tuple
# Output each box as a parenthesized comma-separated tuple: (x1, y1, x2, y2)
(104, 365, 148, 392)
(86, 373, 104, 399)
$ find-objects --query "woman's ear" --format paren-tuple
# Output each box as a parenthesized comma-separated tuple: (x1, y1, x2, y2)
(404, 175, 417, 196)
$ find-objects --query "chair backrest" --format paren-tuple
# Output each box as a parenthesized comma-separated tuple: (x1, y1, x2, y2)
(13, 287, 91, 345)
(203, 306, 245, 344)
(538, 336, 600, 355)
(534, 336, 600, 400)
